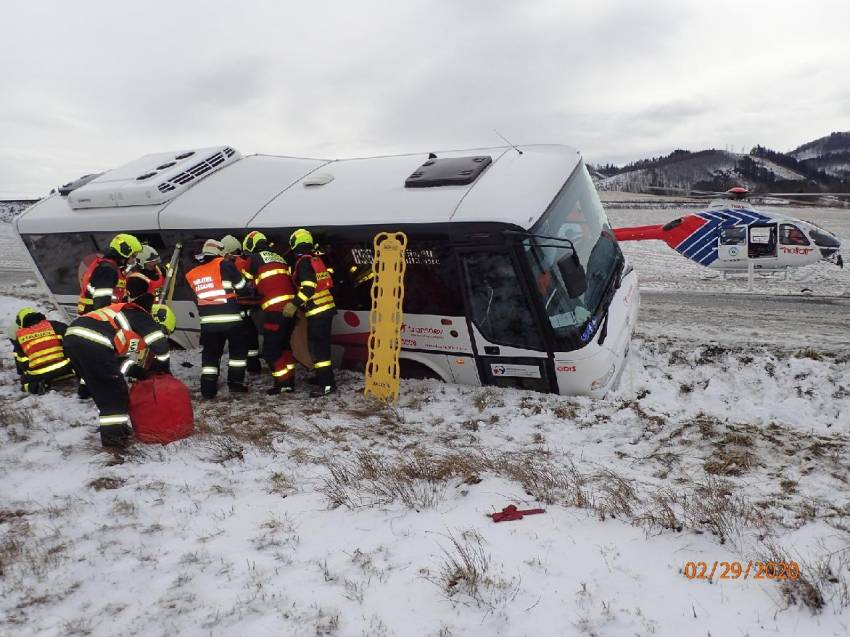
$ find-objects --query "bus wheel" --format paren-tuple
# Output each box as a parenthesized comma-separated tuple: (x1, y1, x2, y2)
(399, 360, 444, 381)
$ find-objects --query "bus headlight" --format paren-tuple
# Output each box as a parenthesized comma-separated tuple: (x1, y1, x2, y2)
(591, 364, 616, 391)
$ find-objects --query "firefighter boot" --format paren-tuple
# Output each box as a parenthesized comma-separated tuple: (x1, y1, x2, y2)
(309, 383, 337, 397)
(266, 379, 295, 396)
(228, 382, 249, 394)
(100, 424, 132, 449)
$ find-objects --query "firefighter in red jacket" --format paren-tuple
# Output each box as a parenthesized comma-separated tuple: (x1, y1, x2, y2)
(63, 277, 172, 448)
(284, 228, 336, 396)
(127, 245, 166, 296)
(221, 234, 262, 374)
(241, 231, 298, 395)
(10, 308, 76, 394)
(77, 233, 143, 315)
(185, 239, 252, 398)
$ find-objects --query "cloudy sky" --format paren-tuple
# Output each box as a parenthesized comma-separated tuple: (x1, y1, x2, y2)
(2, 0, 849, 197)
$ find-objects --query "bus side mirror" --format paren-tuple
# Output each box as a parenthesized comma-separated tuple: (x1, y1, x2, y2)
(558, 252, 587, 298)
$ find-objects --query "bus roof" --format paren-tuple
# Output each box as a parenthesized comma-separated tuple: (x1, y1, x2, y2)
(16, 144, 582, 234)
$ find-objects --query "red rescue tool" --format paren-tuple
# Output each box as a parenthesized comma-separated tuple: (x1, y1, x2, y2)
(489, 504, 546, 523)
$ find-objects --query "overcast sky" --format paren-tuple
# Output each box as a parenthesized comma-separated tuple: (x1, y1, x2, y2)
(2, 0, 849, 197)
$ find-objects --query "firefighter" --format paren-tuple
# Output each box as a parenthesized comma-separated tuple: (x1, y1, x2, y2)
(10, 307, 75, 394)
(241, 231, 297, 395)
(284, 228, 336, 396)
(77, 233, 143, 315)
(127, 245, 166, 296)
(221, 234, 262, 374)
(185, 239, 251, 398)
(63, 277, 172, 448)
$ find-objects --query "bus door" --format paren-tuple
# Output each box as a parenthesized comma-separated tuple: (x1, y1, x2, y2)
(458, 249, 554, 392)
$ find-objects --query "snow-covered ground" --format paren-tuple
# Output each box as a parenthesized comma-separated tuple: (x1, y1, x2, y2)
(2, 209, 850, 636)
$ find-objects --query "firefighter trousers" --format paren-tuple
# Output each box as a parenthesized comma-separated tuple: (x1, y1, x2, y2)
(241, 309, 261, 372)
(307, 312, 335, 387)
(63, 335, 130, 444)
(200, 325, 249, 397)
(262, 311, 295, 384)
(22, 359, 75, 394)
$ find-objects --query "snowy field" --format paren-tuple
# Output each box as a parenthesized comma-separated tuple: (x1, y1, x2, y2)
(1, 208, 850, 636)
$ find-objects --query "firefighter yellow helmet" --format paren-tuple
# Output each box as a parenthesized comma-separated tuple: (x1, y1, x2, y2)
(151, 304, 177, 334)
(220, 234, 241, 255)
(242, 230, 267, 253)
(289, 228, 314, 249)
(109, 233, 143, 258)
(16, 307, 38, 327)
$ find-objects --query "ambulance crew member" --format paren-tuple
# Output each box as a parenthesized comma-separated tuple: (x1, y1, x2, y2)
(284, 228, 337, 396)
(221, 235, 261, 374)
(185, 239, 252, 398)
(127, 245, 166, 296)
(10, 307, 75, 394)
(63, 278, 172, 448)
(241, 231, 297, 395)
(77, 233, 142, 315)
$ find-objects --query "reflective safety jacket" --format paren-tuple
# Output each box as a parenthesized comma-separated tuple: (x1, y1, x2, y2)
(292, 253, 335, 317)
(242, 250, 295, 312)
(185, 257, 248, 331)
(78, 256, 126, 315)
(14, 319, 73, 378)
(127, 265, 165, 296)
(65, 303, 170, 372)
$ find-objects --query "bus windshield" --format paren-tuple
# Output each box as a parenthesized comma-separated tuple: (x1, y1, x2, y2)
(523, 164, 622, 351)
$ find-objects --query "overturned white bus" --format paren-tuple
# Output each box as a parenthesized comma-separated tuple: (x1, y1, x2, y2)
(14, 144, 639, 397)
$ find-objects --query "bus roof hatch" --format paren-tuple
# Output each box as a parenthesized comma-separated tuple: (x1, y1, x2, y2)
(404, 155, 492, 188)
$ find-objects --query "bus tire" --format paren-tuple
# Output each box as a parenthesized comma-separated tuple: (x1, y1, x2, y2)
(399, 359, 444, 381)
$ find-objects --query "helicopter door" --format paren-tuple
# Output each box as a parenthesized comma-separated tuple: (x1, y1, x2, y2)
(747, 223, 778, 261)
(717, 226, 747, 263)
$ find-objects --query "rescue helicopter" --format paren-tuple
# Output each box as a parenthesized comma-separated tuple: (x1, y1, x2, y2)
(613, 187, 845, 271)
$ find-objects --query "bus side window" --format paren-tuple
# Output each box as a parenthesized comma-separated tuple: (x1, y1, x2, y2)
(21, 232, 97, 296)
(461, 251, 543, 350)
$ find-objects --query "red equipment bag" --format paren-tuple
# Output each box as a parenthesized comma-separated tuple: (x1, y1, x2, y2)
(129, 374, 194, 444)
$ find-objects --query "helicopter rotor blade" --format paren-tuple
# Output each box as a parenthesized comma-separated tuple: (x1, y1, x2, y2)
(749, 192, 850, 197)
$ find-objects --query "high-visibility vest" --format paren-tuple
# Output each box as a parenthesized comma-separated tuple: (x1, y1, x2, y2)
(248, 250, 295, 312)
(186, 259, 236, 306)
(186, 259, 243, 326)
(127, 266, 165, 295)
(294, 254, 335, 316)
(15, 320, 70, 375)
(78, 256, 126, 314)
(86, 303, 147, 356)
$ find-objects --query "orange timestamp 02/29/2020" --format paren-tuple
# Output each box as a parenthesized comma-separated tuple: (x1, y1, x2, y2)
(683, 560, 801, 581)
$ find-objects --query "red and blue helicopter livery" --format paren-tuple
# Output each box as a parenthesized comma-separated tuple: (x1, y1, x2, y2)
(613, 188, 844, 271)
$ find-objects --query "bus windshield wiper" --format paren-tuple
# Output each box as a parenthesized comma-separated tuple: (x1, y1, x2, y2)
(503, 230, 578, 253)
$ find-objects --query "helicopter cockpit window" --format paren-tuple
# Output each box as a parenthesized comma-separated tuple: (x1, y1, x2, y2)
(779, 224, 810, 246)
(720, 227, 746, 245)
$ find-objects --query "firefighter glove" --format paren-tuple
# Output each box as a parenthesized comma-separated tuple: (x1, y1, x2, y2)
(282, 302, 298, 318)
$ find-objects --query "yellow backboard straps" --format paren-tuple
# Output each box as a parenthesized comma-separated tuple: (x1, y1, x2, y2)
(364, 232, 407, 403)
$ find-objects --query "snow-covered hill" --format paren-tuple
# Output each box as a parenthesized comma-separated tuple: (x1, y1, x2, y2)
(595, 131, 850, 194)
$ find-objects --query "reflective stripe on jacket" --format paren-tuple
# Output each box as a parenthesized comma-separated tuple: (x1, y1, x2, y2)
(78, 256, 126, 315)
(244, 250, 295, 312)
(293, 254, 335, 316)
(16, 319, 70, 374)
(186, 258, 244, 327)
